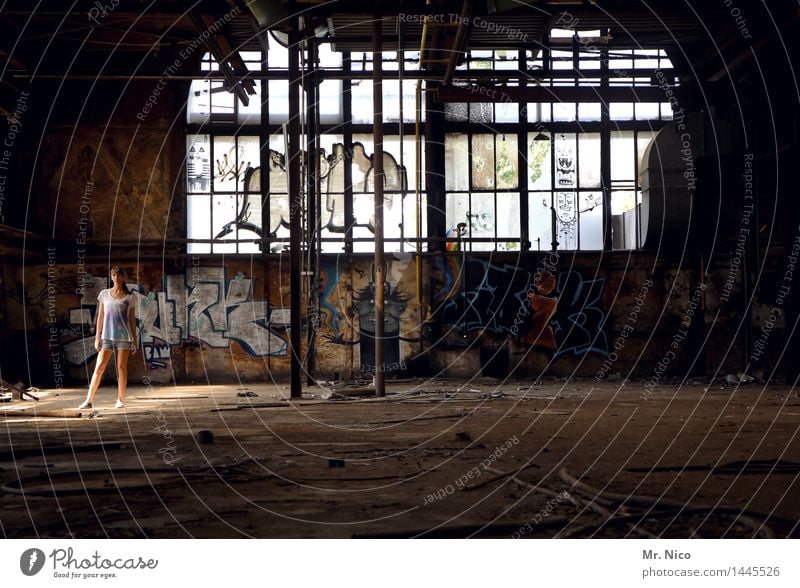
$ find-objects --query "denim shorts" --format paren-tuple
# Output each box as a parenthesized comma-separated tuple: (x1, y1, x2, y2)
(100, 339, 133, 351)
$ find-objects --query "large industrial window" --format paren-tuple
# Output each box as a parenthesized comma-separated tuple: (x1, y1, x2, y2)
(442, 31, 673, 252)
(186, 133, 262, 254)
(186, 40, 426, 255)
(445, 133, 521, 252)
(186, 28, 673, 253)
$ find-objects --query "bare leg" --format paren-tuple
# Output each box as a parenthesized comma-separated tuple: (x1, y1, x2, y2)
(115, 348, 131, 405)
(83, 350, 113, 405)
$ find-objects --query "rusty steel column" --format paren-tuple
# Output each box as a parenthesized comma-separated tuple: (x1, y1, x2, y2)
(288, 25, 303, 399)
(372, 17, 385, 397)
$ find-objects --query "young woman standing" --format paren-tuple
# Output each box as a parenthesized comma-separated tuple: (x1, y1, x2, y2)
(78, 266, 138, 409)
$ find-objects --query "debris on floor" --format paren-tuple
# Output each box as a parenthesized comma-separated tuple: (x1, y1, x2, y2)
(196, 430, 214, 444)
(724, 373, 756, 385)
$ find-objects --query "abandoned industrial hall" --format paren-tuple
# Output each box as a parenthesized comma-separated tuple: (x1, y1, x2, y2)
(0, 0, 798, 539)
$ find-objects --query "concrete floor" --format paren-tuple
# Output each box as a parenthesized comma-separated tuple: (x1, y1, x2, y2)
(1, 379, 799, 538)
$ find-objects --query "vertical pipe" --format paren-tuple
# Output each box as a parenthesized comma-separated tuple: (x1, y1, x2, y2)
(373, 17, 385, 397)
(306, 39, 318, 386)
(518, 48, 529, 252)
(600, 30, 612, 251)
(343, 54, 354, 258)
(415, 80, 425, 352)
(288, 25, 303, 399)
(260, 50, 270, 251)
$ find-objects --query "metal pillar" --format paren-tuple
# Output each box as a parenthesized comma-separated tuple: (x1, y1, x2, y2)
(288, 25, 303, 399)
(306, 39, 319, 386)
(372, 17, 385, 397)
(600, 33, 612, 251)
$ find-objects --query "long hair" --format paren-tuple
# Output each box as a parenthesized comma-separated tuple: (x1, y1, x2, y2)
(110, 265, 131, 294)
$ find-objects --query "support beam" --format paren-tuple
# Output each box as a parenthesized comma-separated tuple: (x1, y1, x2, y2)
(600, 37, 612, 251)
(442, 1, 473, 85)
(436, 84, 674, 103)
(707, 10, 800, 82)
(187, 9, 255, 105)
(16, 68, 675, 81)
(288, 26, 303, 400)
(306, 39, 319, 386)
(372, 17, 385, 398)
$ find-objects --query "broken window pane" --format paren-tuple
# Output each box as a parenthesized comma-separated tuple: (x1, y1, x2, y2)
(471, 134, 495, 189)
(496, 135, 518, 190)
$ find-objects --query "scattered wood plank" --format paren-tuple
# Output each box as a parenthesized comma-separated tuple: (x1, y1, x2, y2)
(0, 442, 124, 462)
(0, 409, 84, 419)
(363, 412, 470, 425)
(329, 387, 377, 398)
(132, 395, 209, 400)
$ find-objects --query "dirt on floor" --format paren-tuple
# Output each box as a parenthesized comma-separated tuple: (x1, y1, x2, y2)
(1, 378, 799, 538)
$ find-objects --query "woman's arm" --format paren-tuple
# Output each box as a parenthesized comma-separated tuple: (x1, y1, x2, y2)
(128, 302, 138, 354)
(95, 302, 104, 351)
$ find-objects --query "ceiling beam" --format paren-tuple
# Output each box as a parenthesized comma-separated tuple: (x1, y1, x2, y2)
(14, 67, 680, 81)
(436, 84, 676, 103)
(707, 9, 800, 82)
(443, 1, 474, 85)
(187, 9, 255, 104)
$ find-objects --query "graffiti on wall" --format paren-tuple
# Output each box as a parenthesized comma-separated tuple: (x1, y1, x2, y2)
(193, 139, 409, 248)
(435, 258, 532, 336)
(62, 268, 287, 368)
(549, 270, 608, 357)
(555, 135, 578, 249)
(434, 257, 608, 357)
(318, 258, 413, 374)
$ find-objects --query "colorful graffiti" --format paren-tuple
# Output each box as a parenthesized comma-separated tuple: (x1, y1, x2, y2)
(319, 259, 412, 374)
(62, 268, 287, 368)
(435, 257, 608, 357)
(550, 270, 608, 357)
(353, 281, 409, 373)
(435, 258, 532, 336)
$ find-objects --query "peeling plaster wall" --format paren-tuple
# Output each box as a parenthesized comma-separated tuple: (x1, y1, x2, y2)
(29, 80, 184, 242)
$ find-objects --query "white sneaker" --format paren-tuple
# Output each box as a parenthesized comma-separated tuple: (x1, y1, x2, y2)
(115, 400, 125, 409)
(78, 400, 92, 409)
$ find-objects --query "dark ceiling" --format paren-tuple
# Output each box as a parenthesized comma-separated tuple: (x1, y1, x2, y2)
(1, 0, 798, 116)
